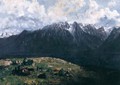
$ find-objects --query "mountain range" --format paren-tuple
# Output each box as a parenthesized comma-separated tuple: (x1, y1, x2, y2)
(0, 22, 120, 69)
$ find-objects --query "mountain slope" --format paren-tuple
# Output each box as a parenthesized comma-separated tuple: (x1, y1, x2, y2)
(99, 27, 120, 53)
(0, 22, 109, 69)
(96, 27, 120, 69)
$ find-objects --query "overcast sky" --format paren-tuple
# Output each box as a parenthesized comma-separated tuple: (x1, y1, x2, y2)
(0, 0, 120, 34)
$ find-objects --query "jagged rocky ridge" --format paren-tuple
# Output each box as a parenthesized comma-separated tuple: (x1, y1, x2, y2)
(0, 22, 120, 69)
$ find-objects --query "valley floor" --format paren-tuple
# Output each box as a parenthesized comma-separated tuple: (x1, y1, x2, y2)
(0, 57, 120, 85)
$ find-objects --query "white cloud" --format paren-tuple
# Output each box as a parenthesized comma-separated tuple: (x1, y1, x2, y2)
(108, 0, 117, 8)
(89, 0, 99, 10)
(47, 0, 85, 23)
(0, 0, 119, 36)
(0, 0, 47, 29)
(76, 0, 120, 27)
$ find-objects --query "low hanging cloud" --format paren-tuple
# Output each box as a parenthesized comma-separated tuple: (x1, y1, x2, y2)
(0, 0, 120, 35)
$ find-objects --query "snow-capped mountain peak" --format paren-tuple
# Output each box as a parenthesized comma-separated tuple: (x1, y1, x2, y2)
(0, 21, 114, 38)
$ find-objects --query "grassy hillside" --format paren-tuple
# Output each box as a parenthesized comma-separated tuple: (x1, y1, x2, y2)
(0, 57, 120, 85)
